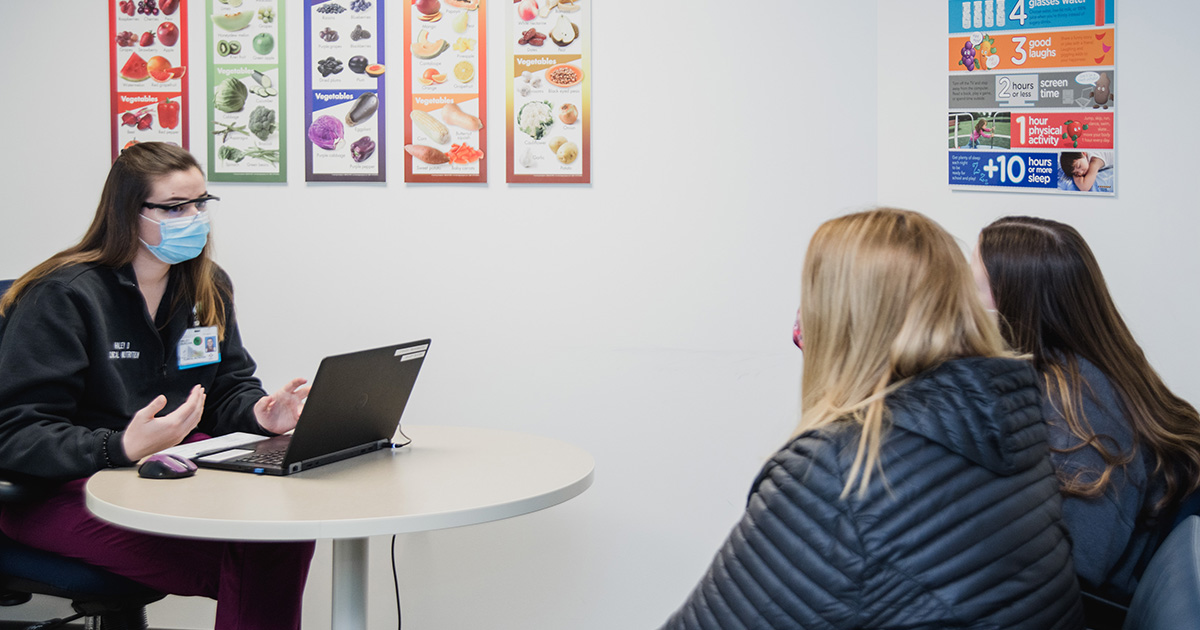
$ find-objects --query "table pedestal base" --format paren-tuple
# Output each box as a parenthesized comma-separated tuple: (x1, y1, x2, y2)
(332, 537, 369, 630)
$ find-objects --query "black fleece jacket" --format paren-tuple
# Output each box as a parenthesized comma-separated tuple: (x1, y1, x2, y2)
(0, 263, 271, 480)
(661, 357, 1084, 630)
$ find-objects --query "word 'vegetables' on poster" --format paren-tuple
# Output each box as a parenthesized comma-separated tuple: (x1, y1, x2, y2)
(110, 0, 189, 159)
(947, 0, 1115, 195)
(207, 0, 286, 182)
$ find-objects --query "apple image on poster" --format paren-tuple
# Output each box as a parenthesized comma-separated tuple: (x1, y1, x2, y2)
(158, 22, 179, 47)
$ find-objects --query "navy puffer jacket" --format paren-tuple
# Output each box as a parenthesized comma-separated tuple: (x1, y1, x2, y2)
(662, 357, 1084, 630)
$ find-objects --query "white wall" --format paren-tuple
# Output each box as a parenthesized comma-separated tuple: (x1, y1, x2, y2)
(877, 1, 1200, 407)
(0, 2, 876, 629)
(12, 2, 1195, 629)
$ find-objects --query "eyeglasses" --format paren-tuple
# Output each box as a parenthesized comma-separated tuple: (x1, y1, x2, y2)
(143, 195, 220, 215)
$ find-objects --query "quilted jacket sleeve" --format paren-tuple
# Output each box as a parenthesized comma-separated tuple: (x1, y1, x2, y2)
(661, 433, 866, 630)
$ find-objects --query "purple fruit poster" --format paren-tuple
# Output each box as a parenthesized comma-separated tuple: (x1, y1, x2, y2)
(304, 0, 386, 183)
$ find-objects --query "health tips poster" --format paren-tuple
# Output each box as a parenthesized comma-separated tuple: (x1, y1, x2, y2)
(305, 0, 386, 182)
(207, 0, 286, 182)
(110, 0, 189, 159)
(947, 0, 1115, 195)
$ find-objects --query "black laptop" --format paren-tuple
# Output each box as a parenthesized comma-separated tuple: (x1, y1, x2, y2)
(195, 340, 430, 475)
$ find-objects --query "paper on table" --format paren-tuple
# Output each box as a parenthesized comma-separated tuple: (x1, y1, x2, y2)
(159, 432, 269, 460)
(198, 448, 257, 463)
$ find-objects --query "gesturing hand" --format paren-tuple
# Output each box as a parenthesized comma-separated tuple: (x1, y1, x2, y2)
(123, 385, 206, 462)
(254, 378, 310, 435)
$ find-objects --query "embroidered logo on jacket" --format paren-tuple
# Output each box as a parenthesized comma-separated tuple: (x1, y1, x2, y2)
(109, 342, 140, 360)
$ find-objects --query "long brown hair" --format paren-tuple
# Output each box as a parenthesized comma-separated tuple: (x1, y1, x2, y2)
(799, 208, 1009, 498)
(979, 216, 1200, 510)
(0, 143, 229, 337)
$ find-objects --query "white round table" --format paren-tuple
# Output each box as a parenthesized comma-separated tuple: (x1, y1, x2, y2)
(86, 425, 595, 630)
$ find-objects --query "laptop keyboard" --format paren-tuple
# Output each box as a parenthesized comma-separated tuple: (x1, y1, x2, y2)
(238, 448, 287, 466)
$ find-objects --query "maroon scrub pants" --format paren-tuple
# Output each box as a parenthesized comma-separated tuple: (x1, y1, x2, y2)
(0, 478, 315, 630)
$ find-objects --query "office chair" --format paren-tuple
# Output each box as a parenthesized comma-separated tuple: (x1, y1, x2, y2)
(1121, 515, 1200, 630)
(1082, 511, 1200, 630)
(0, 278, 165, 629)
(1080, 501, 1200, 628)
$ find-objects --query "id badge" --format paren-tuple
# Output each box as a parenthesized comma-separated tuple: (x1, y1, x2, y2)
(178, 326, 221, 370)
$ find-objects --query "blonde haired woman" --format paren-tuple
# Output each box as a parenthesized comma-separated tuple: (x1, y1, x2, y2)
(661, 209, 1083, 629)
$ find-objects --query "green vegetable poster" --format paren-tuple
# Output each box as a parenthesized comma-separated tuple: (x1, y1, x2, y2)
(305, 0, 386, 182)
(207, 0, 286, 182)
(110, 0, 189, 159)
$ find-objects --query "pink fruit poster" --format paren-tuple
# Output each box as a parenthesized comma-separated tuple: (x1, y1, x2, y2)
(506, 0, 590, 184)
(109, 0, 189, 160)
(947, 0, 1116, 195)
(403, 0, 488, 183)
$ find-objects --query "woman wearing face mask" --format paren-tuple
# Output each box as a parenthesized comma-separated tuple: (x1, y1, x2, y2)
(661, 209, 1082, 630)
(975, 216, 1200, 606)
(0, 143, 314, 629)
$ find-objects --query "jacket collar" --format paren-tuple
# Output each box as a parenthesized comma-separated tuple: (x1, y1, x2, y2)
(111, 263, 140, 290)
(885, 357, 1046, 475)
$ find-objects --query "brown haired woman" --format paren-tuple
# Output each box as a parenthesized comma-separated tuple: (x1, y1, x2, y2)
(975, 215, 1200, 605)
(0, 143, 314, 629)
(661, 208, 1083, 629)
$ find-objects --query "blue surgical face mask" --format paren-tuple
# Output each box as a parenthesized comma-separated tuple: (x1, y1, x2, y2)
(140, 211, 210, 264)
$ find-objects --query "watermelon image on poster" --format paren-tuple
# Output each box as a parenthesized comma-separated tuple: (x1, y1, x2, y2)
(120, 52, 149, 82)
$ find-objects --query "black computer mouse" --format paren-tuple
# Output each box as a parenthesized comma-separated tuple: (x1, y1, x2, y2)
(137, 453, 198, 479)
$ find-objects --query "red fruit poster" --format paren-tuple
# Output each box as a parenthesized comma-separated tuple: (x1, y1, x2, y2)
(506, 0, 590, 184)
(403, 0, 487, 183)
(110, 0, 189, 159)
